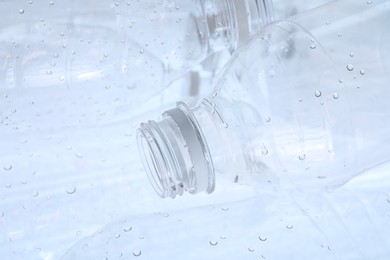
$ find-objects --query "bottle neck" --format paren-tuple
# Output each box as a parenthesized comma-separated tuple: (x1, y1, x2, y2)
(137, 102, 216, 198)
(202, 0, 274, 52)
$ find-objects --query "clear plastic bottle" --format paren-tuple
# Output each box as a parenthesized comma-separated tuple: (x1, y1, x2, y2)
(0, 0, 276, 104)
(137, 0, 390, 198)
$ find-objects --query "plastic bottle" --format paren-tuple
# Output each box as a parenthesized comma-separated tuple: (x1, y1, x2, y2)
(137, 0, 390, 198)
(0, 0, 275, 104)
(60, 167, 390, 259)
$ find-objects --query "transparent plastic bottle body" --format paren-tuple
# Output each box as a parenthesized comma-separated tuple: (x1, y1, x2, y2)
(137, 0, 390, 198)
(0, 0, 276, 105)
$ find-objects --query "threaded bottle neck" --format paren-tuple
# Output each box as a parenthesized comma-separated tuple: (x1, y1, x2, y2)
(137, 102, 215, 198)
(203, 0, 274, 52)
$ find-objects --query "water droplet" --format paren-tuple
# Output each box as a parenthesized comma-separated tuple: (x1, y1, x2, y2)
(4, 184, 12, 188)
(259, 236, 267, 241)
(339, 78, 343, 84)
(209, 240, 218, 246)
(286, 224, 294, 229)
(310, 44, 316, 49)
(115, 234, 120, 238)
(133, 250, 141, 256)
(248, 247, 255, 252)
(220, 235, 226, 239)
(221, 207, 229, 211)
(314, 90, 322, 97)
(346, 64, 354, 71)
(28, 0, 33, 3)
(262, 146, 269, 155)
(66, 186, 76, 195)
(333, 92, 339, 99)
(386, 198, 390, 203)
(349, 53, 355, 58)
(53, 53, 59, 58)
(265, 116, 271, 122)
(19, 9, 25, 14)
(367, 0, 372, 4)
(139, 49, 144, 54)
(32, 190, 39, 197)
(0, 211, 4, 217)
(49, 1, 54, 5)
(223, 122, 228, 128)
(360, 69, 366, 75)
(124, 226, 132, 232)
(3, 165, 12, 171)
(338, 33, 342, 37)
(299, 154, 306, 160)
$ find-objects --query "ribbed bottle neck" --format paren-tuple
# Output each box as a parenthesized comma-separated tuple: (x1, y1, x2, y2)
(137, 102, 215, 198)
(203, 0, 274, 52)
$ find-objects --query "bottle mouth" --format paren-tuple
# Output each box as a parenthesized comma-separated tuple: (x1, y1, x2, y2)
(137, 121, 178, 198)
(137, 103, 215, 199)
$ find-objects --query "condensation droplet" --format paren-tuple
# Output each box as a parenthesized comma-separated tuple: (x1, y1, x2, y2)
(124, 226, 132, 232)
(349, 53, 355, 57)
(367, 0, 373, 4)
(315, 90, 321, 97)
(220, 235, 227, 239)
(310, 44, 316, 49)
(49, 1, 54, 5)
(66, 186, 76, 194)
(0, 211, 4, 217)
(259, 236, 267, 242)
(221, 207, 229, 211)
(360, 69, 366, 75)
(223, 122, 228, 128)
(346, 64, 354, 71)
(3, 165, 12, 171)
(286, 224, 294, 229)
(262, 146, 269, 155)
(339, 78, 343, 84)
(29, 0, 33, 3)
(139, 49, 144, 54)
(19, 9, 25, 14)
(115, 234, 120, 238)
(5, 184, 12, 188)
(333, 92, 339, 99)
(248, 247, 255, 252)
(265, 116, 271, 123)
(386, 198, 390, 203)
(32, 190, 39, 197)
(299, 154, 306, 160)
(209, 240, 218, 246)
(133, 250, 142, 256)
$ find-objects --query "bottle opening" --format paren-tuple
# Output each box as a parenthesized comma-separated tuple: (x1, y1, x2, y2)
(137, 122, 172, 198)
(137, 103, 215, 199)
